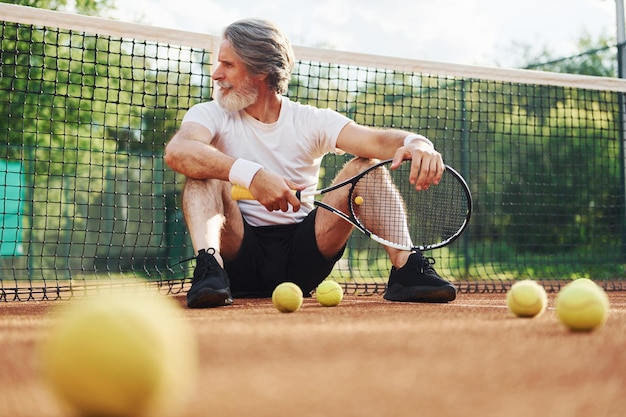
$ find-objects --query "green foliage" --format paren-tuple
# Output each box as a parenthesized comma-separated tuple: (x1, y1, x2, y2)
(0, 0, 114, 15)
(514, 32, 617, 77)
(1, 11, 623, 280)
(0, 22, 206, 160)
(0, 18, 208, 276)
(288, 35, 625, 266)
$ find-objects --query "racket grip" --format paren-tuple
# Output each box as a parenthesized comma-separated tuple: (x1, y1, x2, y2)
(231, 186, 301, 201)
(231, 185, 255, 200)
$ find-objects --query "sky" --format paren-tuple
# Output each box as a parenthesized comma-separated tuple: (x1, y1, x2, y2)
(110, 0, 618, 68)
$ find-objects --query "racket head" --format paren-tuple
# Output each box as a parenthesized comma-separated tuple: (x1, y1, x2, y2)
(349, 161, 472, 251)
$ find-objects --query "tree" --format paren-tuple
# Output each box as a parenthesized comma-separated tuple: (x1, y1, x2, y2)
(0, 0, 114, 15)
(490, 34, 623, 255)
(504, 32, 616, 77)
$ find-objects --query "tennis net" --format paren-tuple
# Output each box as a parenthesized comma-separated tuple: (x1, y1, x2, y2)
(1, 3, 625, 300)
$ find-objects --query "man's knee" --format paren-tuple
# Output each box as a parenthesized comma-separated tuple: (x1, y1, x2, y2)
(339, 157, 378, 179)
(183, 177, 224, 195)
(182, 178, 240, 216)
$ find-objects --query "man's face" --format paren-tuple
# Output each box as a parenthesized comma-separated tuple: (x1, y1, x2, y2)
(212, 39, 259, 112)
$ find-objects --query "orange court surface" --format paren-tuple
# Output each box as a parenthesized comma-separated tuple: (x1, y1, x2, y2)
(1, 291, 625, 417)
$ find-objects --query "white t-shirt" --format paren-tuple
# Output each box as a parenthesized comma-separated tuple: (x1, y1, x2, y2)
(182, 96, 351, 226)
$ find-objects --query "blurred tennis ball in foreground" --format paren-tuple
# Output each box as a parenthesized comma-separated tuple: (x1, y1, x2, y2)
(40, 291, 197, 417)
(506, 280, 548, 318)
(272, 282, 303, 313)
(555, 279, 609, 332)
(354, 195, 364, 205)
(315, 280, 343, 307)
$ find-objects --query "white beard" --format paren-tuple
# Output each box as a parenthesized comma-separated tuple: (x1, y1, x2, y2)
(215, 78, 259, 112)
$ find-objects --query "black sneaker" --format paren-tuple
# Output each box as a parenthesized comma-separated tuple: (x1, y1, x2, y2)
(187, 248, 233, 308)
(383, 252, 457, 303)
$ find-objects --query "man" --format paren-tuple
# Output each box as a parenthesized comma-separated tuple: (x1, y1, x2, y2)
(164, 18, 457, 308)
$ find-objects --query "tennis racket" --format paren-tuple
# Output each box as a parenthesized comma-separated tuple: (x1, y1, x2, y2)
(231, 159, 472, 251)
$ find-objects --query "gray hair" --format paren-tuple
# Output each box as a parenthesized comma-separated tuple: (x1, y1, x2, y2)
(223, 19, 295, 94)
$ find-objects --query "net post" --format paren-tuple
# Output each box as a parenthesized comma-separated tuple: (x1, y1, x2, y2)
(460, 79, 472, 277)
(617, 0, 626, 259)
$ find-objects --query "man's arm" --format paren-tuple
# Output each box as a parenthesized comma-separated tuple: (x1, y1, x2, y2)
(164, 122, 234, 181)
(165, 121, 301, 212)
(335, 122, 444, 190)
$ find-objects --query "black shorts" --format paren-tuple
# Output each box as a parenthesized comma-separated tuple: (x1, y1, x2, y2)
(224, 209, 345, 298)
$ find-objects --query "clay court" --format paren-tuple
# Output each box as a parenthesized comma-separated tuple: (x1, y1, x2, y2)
(1, 290, 625, 417)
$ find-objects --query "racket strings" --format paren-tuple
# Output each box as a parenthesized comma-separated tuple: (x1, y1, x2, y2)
(353, 166, 413, 248)
(402, 171, 470, 247)
(353, 163, 469, 250)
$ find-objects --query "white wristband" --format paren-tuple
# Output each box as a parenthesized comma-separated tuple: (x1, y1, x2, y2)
(228, 158, 263, 189)
(404, 134, 434, 149)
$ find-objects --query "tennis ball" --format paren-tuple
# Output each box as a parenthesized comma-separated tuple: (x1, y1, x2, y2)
(506, 280, 548, 318)
(555, 279, 609, 332)
(315, 280, 343, 307)
(40, 291, 198, 417)
(354, 195, 364, 205)
(272, 282, 303, 313)
(565, 278, 610, 309)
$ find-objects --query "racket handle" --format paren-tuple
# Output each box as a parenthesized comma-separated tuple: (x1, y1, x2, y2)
(231, 185, 302, 201)
(231, 185, 255, 200)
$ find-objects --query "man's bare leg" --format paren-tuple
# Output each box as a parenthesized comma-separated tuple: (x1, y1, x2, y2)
(315, 157, 456, 303)
(182, 178, 244, 266)
(314, 158, 411, 268)
(182, 178, 243, 308)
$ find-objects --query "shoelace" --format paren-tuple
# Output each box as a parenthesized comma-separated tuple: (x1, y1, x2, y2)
(421, 256, 436, 273)
(192, 256, 209, 285)
(170, 248, 219, 283)
(192, 248, 223, 285)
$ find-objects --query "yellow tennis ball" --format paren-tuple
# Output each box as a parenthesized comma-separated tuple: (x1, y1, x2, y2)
(315, 280, 343, 307)
(566, 278, 610, 309)
(40, 292, 198, 417)
(272, 282, 303, 313)
(354, 195, 364, 205)
(506, 280, 548, 318)
(555, 279, 609, 332)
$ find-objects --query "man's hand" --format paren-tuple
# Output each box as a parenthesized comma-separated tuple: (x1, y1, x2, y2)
(391, 140, 444, 191)
(247, 170, 302, 212)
